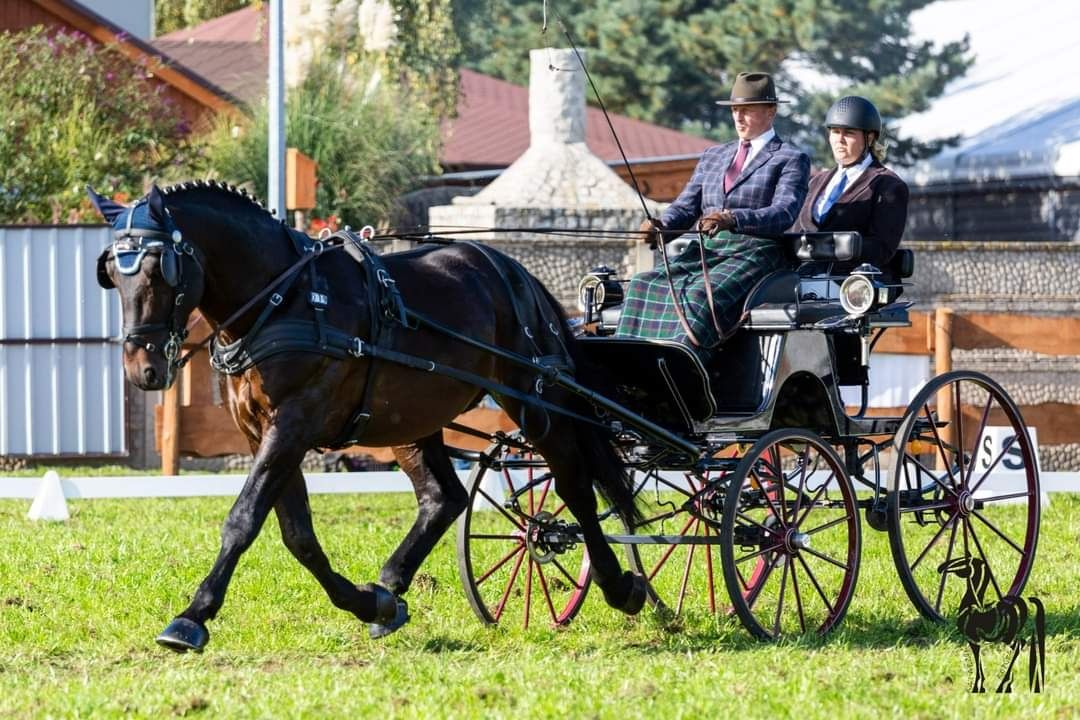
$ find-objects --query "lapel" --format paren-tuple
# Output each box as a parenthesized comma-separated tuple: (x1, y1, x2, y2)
(727, 134, 781, 194)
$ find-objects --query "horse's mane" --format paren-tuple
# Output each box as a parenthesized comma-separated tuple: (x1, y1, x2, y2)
(159, 180, 286, 228)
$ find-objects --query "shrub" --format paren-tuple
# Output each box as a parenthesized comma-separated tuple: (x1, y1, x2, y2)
(0, 27, 201, 223)
(197, 46, 441, 229)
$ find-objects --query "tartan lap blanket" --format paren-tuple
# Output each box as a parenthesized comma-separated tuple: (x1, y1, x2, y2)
(615, 231, 786, 357)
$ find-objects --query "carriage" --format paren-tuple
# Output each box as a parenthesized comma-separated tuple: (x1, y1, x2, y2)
(92, 183, 1039, 650)
(453, 231, 1040, 639)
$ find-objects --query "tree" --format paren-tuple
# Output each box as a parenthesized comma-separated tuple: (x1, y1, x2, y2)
(197, 45, 441, 228)
(458, 0, 971, 165)
(155, 0, 257, 36)
(0, 27, 201, 223)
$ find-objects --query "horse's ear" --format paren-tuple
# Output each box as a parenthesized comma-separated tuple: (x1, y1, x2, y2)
(147, 184, 167, 223)
(85, 186, 126, 224)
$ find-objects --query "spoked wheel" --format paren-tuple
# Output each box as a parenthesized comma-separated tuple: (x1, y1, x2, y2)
(888, 371, 1040, 623)
(624, 448, 742, 617)
(457, 440, 594, 628)
(720, 429, 862, 639)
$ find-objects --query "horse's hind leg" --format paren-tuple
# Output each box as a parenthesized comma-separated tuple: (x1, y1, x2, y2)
(996, 639, 1023, 693)
(532, 430, 646, 615)
(274, 470, 402, 628)
(371, 432, 469, 637)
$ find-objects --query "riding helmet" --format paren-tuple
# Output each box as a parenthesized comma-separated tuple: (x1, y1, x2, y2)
(825, 96, 882, 135)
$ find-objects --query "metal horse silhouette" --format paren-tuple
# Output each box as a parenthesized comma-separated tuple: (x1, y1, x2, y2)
(938, 556, 1045, 693)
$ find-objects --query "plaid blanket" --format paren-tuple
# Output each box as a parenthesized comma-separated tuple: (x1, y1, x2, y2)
(615, 231, 785, 357)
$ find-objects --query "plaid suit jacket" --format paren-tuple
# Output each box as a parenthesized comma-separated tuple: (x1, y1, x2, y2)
(662, 134, 810, 239)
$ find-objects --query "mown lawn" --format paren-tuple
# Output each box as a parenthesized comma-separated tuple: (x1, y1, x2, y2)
(1, 490, 1077, 719)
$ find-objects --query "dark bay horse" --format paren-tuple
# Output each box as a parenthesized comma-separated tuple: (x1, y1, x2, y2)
(90, 182, 646, 652)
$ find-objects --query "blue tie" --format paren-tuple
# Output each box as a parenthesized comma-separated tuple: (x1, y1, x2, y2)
(814, 172, 848, 223)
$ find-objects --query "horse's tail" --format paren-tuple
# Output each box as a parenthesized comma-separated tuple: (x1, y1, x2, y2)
(1028, 596, 1046, 692)
(533, 281, 642, 526)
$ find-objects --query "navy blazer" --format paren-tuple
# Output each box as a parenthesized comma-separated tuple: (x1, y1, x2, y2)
(662, 134, 811, 239)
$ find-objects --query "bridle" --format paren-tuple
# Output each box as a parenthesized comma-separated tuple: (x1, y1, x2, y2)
(97, 199, 205, 386)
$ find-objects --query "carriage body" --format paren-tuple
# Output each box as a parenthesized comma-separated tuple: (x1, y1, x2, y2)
(457, 232, 1040, 638)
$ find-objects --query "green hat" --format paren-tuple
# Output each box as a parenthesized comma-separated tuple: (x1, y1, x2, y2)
(716, 72, 789, 106)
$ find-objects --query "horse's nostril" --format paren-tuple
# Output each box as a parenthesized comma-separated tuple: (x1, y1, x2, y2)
(143, 366, 158, 385)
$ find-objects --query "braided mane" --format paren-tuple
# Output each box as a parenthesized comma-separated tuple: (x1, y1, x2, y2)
(159, 179, 284, 225)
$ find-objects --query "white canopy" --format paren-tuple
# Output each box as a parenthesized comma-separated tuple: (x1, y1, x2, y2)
(896, 0, 1080, 184)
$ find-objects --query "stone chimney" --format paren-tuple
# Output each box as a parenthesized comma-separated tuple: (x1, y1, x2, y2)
(429, 48, 658, 237)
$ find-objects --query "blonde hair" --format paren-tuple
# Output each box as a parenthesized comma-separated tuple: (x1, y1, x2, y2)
(868, 132, 887, 163)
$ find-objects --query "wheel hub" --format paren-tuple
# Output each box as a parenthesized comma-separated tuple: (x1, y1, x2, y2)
(525, 511, 578, 564)
(957, 490, 975, 516)
(784, 528, 811, 553)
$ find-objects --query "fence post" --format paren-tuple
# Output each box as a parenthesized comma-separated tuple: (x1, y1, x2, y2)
(161, 376, 182, 476)
(935, 308, 954, 469)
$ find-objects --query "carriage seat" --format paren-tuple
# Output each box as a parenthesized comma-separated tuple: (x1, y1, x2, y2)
(741, 233, 913, 329)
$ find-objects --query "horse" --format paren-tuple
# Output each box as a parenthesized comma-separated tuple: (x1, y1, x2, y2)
(89, 181, 647, 652)
(938, 556, 1045, 693)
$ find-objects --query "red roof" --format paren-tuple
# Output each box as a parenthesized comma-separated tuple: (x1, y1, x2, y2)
(444, 69, 713, 170)
(153, 8, 713, 169)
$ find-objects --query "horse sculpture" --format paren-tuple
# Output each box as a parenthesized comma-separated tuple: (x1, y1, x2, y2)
(90, 182, 647, 652)
(938, 556, 1045, 693)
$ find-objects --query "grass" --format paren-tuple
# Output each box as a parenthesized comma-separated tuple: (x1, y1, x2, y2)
(1, 491, 1077, 719)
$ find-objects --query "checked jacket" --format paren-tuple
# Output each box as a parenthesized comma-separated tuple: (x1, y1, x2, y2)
(616, 134, 810, 357)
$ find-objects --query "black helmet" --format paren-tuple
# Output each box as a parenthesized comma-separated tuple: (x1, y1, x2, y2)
(825, 96, 881, 135)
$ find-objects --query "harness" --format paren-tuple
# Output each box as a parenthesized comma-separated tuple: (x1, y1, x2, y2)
(208, 229, 578, 448)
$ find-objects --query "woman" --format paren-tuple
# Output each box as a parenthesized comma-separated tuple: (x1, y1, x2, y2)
(790, 96, 908, 271)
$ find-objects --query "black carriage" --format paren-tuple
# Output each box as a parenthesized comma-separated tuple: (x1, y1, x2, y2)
(455, 233, 1040, 638)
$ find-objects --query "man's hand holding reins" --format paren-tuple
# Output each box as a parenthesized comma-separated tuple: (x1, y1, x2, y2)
(698, 210, 736, 237)
(638, 218, 665, 249)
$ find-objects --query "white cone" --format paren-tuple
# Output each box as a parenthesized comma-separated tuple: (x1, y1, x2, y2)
(27, 470, 69, 521)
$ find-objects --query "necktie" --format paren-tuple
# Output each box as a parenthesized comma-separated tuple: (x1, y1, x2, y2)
(814, 172, 848, 223)
(723, 141, 752, 193)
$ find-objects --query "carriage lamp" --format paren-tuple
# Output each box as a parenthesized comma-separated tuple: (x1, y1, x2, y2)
(839, 264, 888, 316)
(577, 266, 624, 323)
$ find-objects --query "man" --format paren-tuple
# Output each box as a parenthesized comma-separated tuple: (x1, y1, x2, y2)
(617, 72, 810, 354)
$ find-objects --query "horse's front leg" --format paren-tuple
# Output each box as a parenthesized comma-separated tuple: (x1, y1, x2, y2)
(274, 468, 403, 629)
(970, 642, 985, 693)
(156, 425, 306, 653)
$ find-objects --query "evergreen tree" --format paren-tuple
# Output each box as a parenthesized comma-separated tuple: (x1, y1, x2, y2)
(459, 0, 971, 165)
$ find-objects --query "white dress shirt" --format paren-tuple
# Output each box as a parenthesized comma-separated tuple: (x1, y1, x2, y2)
(740, 127, 776, 168)
(814, 152, 873, 220)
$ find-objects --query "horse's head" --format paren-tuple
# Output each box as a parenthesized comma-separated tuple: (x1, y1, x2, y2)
(938, 556, 984, 579)
(89, 184, 205, 390)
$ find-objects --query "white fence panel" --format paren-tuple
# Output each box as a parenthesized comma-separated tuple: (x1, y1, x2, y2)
(0, 225, 125, 456)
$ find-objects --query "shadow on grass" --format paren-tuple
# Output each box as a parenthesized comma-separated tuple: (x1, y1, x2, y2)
(617, 603, 1080, 654)
(421, 636, 486, 654)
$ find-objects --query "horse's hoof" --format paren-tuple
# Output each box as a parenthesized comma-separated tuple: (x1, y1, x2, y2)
(155, 617, 209, 653)
(605, 572, 648, 616)
(369, 597, 410, 639)
(358, 583, 400, 624)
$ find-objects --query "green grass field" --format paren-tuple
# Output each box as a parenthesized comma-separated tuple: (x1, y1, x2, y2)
(1, 490, 1077, 719)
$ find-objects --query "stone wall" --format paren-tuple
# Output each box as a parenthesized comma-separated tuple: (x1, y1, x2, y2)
(904, 241, 1080, 470)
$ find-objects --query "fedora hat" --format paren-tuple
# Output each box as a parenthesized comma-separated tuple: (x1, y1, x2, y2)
(716, 72, 789, 105)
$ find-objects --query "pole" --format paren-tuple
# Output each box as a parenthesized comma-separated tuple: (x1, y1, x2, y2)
(935, 308, 954, 470)
(268, 0, 286, 218)
(161, 379, 181, 476)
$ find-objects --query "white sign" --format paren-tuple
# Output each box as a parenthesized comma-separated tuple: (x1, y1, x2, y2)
(974, 426, 1041, 475)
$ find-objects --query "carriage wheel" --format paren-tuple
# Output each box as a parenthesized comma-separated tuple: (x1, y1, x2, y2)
(720, 429, 861, 639)
(888, 371, 1039, 623)
(457, 440, 594, 628)
(623, 448, 741, 618)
